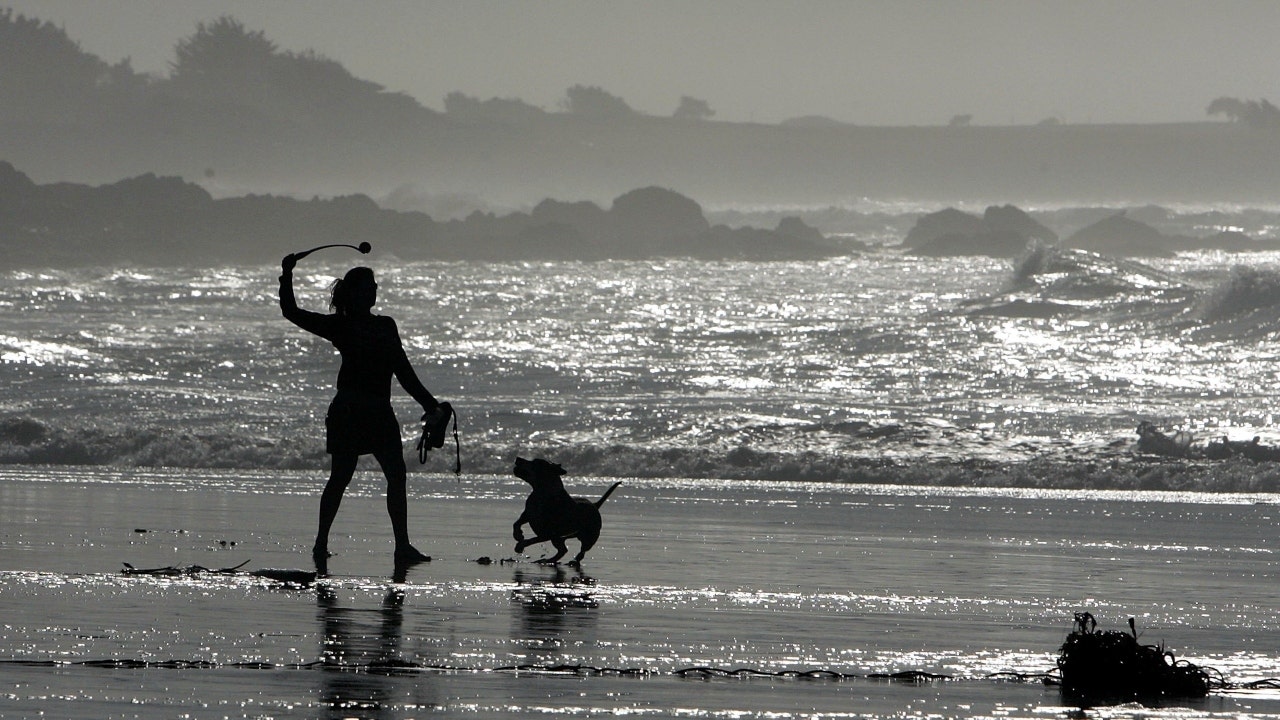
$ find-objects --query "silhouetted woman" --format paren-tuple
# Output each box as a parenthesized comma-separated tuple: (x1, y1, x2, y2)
(280, 254, 439, 564)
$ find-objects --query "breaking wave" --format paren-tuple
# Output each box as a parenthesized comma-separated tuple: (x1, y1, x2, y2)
(9, 412, 1280, 494)
(1195, 264, 1280, 322)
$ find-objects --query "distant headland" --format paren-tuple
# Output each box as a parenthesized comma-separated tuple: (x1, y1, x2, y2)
(5, 10, 1280, 211)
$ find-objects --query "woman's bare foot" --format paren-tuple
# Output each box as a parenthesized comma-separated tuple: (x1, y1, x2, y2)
(394, 545, 431, 563)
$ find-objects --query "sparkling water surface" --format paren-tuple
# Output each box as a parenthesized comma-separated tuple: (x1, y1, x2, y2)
(5, 253, 1280, 717)
(4, 252, 1280, 473)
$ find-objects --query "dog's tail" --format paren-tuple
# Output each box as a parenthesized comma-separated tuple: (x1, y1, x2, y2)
(594, 481, 622, 508)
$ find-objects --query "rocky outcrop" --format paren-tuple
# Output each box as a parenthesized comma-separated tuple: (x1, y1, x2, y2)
(0, 164, 841, 267)
(902, 207, 986, 249)
(911, 229, 1035, 258)
(904, 205, 1056, 257)
(1063, 212, 1176, 258)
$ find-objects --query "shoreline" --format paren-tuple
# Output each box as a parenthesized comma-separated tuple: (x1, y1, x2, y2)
(4, 452, 1280, 495)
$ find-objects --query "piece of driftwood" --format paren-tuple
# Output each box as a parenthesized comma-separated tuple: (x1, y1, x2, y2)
(122, 561, 315, 585)
(1057, 612, 1210, 704)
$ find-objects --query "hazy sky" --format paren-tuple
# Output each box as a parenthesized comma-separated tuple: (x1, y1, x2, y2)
(7, 0, 1279, 126)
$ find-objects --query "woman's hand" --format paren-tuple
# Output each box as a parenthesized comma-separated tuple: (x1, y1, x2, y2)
(420, 399, 442, 419)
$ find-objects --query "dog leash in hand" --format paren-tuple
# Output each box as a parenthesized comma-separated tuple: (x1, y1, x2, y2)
(417, 403, 461, 475)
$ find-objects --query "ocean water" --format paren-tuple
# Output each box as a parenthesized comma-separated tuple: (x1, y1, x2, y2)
(5, 250, 1280, 717)
(4, 250, 1280, 477)
(3, 467, 1280, 718)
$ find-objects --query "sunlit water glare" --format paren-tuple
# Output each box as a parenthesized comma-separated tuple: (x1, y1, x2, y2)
(4, 252, 1280, 476)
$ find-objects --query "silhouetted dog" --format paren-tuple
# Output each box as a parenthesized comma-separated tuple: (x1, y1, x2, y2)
(512, 457, 621, 565)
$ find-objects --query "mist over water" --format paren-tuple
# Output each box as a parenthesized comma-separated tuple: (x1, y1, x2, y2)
(4, 250, 1280, 479)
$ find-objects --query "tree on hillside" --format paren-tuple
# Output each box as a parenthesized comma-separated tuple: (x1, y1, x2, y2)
(673, 96, 715, 121)
(1207, 97, 1280, 130)
(561, 85, 637, 118)
(164, 15, 428, 133)
(0, 9, 145, 123)
(168, 16, 277, 102)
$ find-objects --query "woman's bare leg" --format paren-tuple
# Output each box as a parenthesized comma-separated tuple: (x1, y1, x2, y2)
(314, 453, 358, 557)
(375, 449, 429, 562)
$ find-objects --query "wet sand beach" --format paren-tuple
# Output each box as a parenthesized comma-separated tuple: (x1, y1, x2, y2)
(3, 465, 1280, 718)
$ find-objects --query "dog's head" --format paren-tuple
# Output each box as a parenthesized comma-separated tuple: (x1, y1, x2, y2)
(513, 456, 567, 490)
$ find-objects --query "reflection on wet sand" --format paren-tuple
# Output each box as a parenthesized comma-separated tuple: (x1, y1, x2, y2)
(510, 566, 600, 661)
(315, 584, 438, 718)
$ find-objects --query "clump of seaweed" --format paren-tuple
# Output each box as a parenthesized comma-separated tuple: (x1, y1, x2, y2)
(1057, 612, 1212, 705)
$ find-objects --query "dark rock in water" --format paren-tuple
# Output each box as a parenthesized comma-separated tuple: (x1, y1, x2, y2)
(0, 161, 843, 266)
(904, 205, 1056, 257)
(983, 204, 1058, 244)
(610, 186, 711, 251)
(530, 198, 609, 231)
(775, 216, 827, 244)
(902, 207, 985, 249)
(0, 160, 37, 202)
(1064, 212, 1176, 258)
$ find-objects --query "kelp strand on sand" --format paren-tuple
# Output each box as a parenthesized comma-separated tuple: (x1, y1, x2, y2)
(0, 657, 1043, 681)
(1057, 612, 1215, 703)
(121, 561, 316, 585)
(9, 655, 1278, 694)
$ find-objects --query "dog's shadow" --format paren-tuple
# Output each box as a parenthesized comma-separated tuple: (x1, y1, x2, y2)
(510, 566, 599, 647)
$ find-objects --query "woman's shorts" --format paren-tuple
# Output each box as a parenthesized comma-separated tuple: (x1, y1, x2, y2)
(325, 396, 402, 456)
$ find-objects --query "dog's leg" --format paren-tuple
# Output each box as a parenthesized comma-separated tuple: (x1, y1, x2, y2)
(515, 534, 552, 554)
(571, 528, 601, 564)
(515, 536, 543, 553)
(513, 513, 529, 544)
(539, 538, 569, 564)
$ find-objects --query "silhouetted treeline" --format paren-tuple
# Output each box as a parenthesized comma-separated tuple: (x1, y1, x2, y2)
(0, 12, 442, 187)
(5, 9, 1280, 209)
(1206, 97, 1280, 130)
(0, 161, 840, 268)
